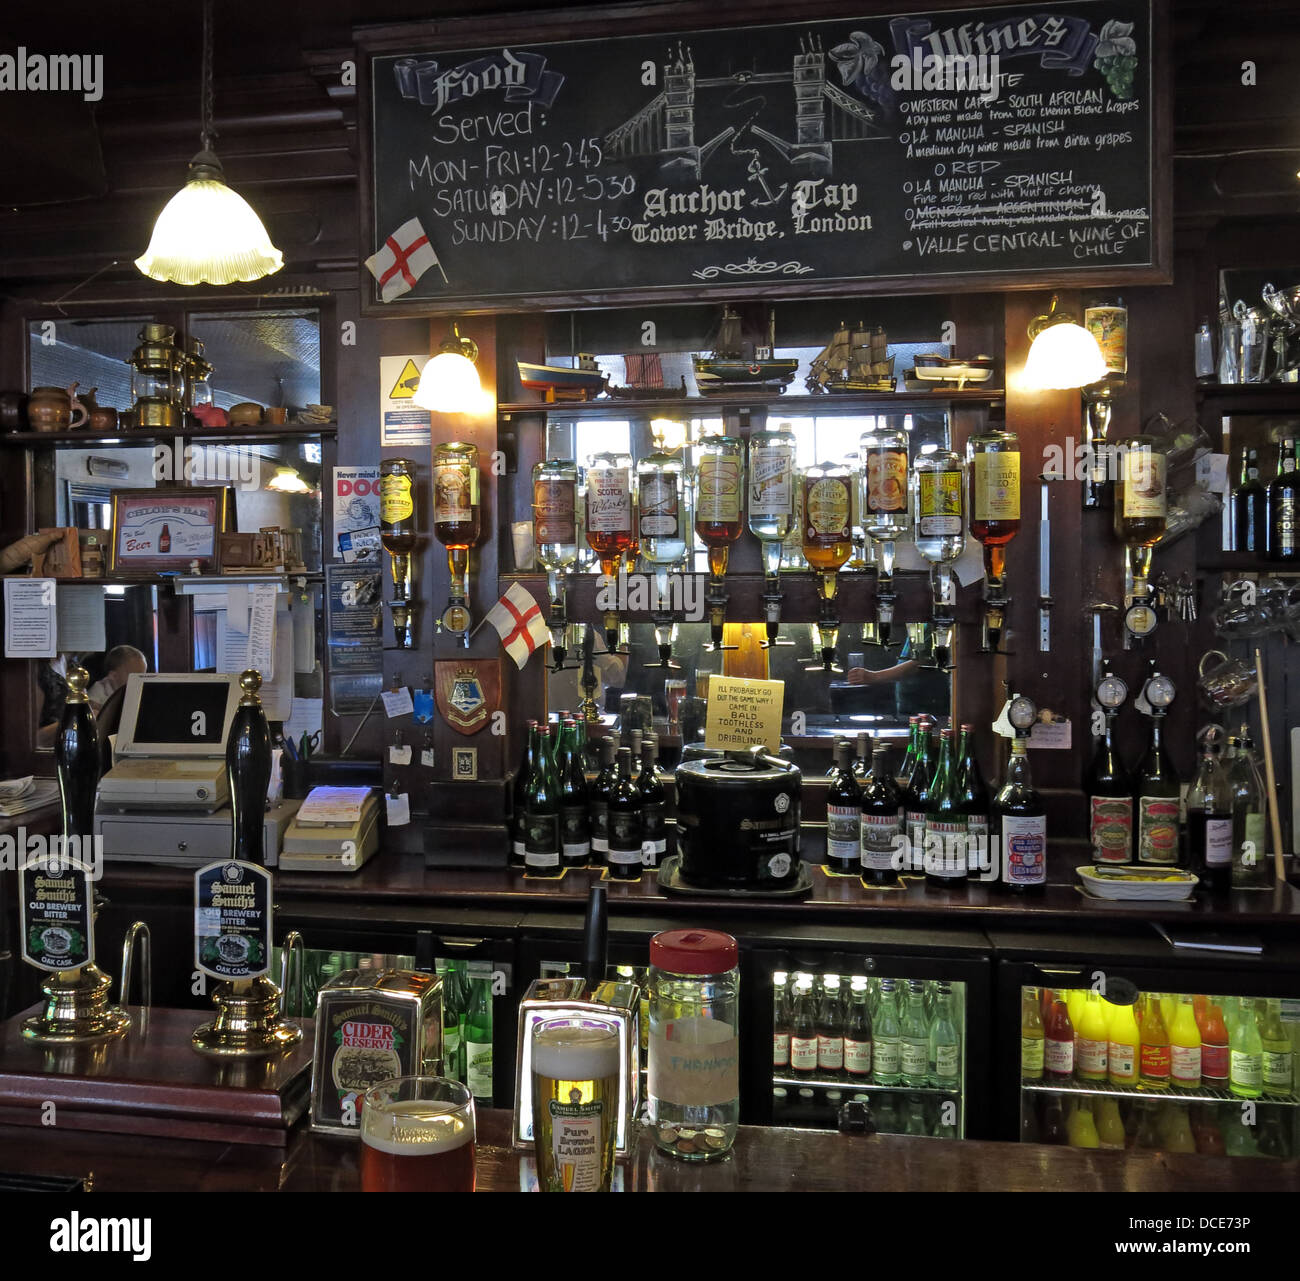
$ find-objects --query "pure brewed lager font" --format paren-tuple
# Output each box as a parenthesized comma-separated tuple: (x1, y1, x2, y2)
(531, 1018, 620, 1193)
(360, 1076, 476, 1193)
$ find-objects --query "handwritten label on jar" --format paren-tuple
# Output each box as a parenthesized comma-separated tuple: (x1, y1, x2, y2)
(648, 1016, 739, 1108)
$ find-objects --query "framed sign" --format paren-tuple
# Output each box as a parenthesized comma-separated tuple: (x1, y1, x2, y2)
(109, 488, 230, 574)
(357, 0, 1170, 314)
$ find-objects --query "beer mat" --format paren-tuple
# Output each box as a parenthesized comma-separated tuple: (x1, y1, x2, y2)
(521, 867, 568, 881)
(656, 855, 813, 898)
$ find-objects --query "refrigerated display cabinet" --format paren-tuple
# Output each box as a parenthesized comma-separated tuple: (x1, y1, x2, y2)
(993, 930, 1300, 1160)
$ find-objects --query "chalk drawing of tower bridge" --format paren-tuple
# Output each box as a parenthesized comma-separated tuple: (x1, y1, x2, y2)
(605, 35, 887, 184)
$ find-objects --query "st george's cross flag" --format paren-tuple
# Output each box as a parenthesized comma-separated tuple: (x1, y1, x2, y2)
(485, 583, 550, 668)
(363, 217, 447, 302)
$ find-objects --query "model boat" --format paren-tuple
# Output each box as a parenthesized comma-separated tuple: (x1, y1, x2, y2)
(517, 353, 608, 401)
(693, 306, 800, 394)
(607, 351, 689, 400)
(808, 322, 895, 393)
(909, 354, 996, 389)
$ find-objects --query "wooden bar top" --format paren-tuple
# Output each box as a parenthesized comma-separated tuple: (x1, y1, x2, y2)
(99, 854, 1300, 932)
(1, 1108, 1294, 1193)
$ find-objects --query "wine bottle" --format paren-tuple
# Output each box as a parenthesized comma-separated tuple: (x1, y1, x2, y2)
(1267, 436, 1300, 562)
(904, 726, 935, 874)
(994, 738, 1046, 891)
(860, 742, 903, 886)
(1134, 716, 1181, 866)
(589, 735, 618, 864)
(558, 720, 590, 869)
(1085, 714, 1133, 864)
(606, 746, 642, 880)
(924, 728, 967, 888)
(637, 735, 667, 869)
(523, 725, 561, 874)
(1186, 733, 1232, 895)
(956, 724, 993, 882)
(1231, 446, 1267, 554)
(825, 739, 862, 875)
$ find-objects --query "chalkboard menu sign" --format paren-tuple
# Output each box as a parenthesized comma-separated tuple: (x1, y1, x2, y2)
(360, 0, 1167, 313)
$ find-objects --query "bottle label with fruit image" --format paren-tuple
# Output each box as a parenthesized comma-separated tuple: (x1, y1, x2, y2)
(1089, 796, 1133, 862)
(1136, 797, 1180, 864)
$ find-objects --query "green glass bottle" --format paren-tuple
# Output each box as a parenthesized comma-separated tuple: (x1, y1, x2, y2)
(1228, 733, 1270, 889)
(924, 728, 967, 888)
(1260, 999, 1294, 1098)
(463, 974, 494, 1104)
(929, 981, 962, 1090)
(957, 724, 994, 882)
(904, 726, 935, 874)
(523, 725, 562, 874)
(441, 959, 469, 1083)
(874, 978, 903, 1085)
(510, 720, 537, 869)
(1229, 998, 1264, 1099)
(900, 980, 930, 1087)
(559, 720, 590, 868)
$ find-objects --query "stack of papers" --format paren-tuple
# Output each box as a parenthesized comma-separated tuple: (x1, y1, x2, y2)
(0, 776, 60, 817)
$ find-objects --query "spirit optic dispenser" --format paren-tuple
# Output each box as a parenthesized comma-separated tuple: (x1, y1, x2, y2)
(802, 459, 855, 671)
(586, 449, 636, 653)
(433, 441, 482, 648)
(694, 434, 744, 651)
(748, 423, 797, 645)
(860, 420, 910, 647)
(911, 448, 965, 669)
(638, 422, 688, 666)
(379, 457, 419, 650)
(1113, 430, 1167, 637)
(967, 425, 1021, 652)
(532, 423, 579, 670)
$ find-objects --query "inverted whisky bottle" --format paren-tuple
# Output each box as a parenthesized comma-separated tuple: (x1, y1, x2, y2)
(585, 450, 635, 650)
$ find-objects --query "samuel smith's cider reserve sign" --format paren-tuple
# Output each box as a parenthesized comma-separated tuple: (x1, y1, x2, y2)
(363, 0, 1164, 312)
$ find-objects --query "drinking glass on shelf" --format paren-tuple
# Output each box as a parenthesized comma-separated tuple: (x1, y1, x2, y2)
(360, 1076, 476, 1193)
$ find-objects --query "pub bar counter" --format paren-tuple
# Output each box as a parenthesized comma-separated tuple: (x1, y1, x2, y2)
(2, 0, 1300, 1198)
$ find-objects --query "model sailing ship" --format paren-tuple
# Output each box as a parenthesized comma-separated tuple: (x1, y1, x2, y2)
(693, 306, 800, 394)
(807, 322, 895, 393)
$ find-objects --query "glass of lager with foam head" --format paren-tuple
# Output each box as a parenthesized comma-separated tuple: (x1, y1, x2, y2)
(531, 1015, 621, 1192)
(360, 1076, 476, 1193)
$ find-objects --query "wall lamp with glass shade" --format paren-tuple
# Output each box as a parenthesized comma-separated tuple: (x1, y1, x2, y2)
(134, 0, 283, 286)
(266, 465, 314, 495)
(1023, 296, 1107, 390)
(413, 321, 494, 414)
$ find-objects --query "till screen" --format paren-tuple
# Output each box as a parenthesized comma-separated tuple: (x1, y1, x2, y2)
(133, 682, 230, 745)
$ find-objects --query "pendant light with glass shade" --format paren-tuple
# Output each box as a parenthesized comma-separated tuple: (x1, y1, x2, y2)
(413, 321, 494, 414)
(1023, 296, 1107, 390)
(134, 0, 283, 286)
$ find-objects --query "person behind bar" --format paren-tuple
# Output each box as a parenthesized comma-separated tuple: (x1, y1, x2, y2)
(85, 645, 149, 713)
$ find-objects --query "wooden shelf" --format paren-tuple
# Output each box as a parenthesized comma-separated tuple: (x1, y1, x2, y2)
(0, 422, 337, 448)
(1195, 550, 1300, 574)
(498, 390, 1005, 419)
(1195, 384, 1300, 415)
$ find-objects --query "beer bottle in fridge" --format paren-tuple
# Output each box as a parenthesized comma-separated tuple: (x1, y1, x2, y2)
(464, 975, 494, 1105)
(817, 977, 846, 1076)
(873, 978, 903, 1085)
(790, 978, 819, 1075)
(773, 972, 792, 1070)
(844, 979, 873, 1080)
(826, 739, 862, 875)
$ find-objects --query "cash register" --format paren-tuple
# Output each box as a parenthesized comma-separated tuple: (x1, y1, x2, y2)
(94, 672, 301, 867)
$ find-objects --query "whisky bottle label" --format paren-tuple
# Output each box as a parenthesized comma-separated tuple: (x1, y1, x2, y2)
(866, 449, 907, 514)
(638, 473, 680, 537)
(918, 469, 963, 535)
(587, 469, 632, 533)
(973, 451, 1019, 521)
(380, 472, 413, 524)
(806, 477, 850, 540)
(749, 448, 794, 518)
(1121, 449, 1167, 518)
(434, 462, 474, 526)
(696, 454, 741, 522)
(533, 478, 576, 543)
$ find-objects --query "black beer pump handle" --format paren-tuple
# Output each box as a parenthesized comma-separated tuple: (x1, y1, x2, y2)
(56, 667, 99, 845)
(226, 669, 272, 867)
(582, 883, 608, 989)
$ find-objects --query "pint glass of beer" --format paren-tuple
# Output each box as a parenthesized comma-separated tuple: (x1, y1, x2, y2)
(531, 1017, 620, 1193)
(360, 1076, 476, 1192)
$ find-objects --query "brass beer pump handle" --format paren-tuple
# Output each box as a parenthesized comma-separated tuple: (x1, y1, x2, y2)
(120, 921, 152, 1009)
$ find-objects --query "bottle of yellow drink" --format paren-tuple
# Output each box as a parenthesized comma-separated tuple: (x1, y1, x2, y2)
(1158, 1106, 1197, 1154)
(1021, 986, 1045, 1080)
(1067, 1097, 1100, 1148)
(1095, 1097, 1126, 1150)
(1066, 989, 1087, 1041)
(1170, 996, 1203, 1090)
(1076, 992, 1110, 1082)
(1159, 993, 1178, 1036)
(1108, 997, 1140, 1086)
(1260, 999, 1294, 1098)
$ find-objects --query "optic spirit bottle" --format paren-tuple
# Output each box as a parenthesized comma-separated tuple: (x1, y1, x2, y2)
(749, 423, 797, 639)
(802, 460, 854, 667)
(1113, 432, 1167, 588)
(379, 457, 418, 599)
(637, 446, 687, 567)
(860, 420, 910, 542)
(532, 423, 579, 592)
(912, 448, 966, 563)
(433, 440, 481, 580)
(694, 434, 745, 578)
(586, 450, 636, 648)
(966, 427, 1020, 585)
(1268, 436, 1300, 562)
